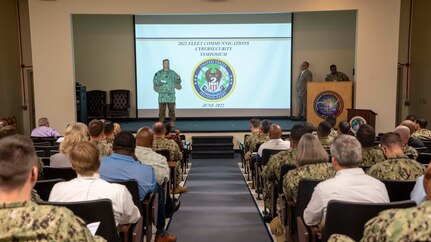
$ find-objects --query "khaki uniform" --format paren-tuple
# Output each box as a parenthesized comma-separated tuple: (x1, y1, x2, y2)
(92, 140, 112, 156)
(366, 155, 425, 181)
(404, 145, 418, 160)
(362, 200, 431, 241)
(245, 133, 269, 161)
(283, 163, 335, 201)
(261, 148, 297, 208)
(361, 147, 385, 166)
(319, 136, 334, 150)
(412, 129, 431, 140)
(153, 137, 183, 186)
(0, 201, 105, 241)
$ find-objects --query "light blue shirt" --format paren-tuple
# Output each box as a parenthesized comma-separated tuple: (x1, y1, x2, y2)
(100, 153, 156, 200)
(411, 175, 427, 205)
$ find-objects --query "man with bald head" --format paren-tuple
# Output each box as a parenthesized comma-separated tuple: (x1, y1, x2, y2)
(257, 124, 290, 158)
(401, 120, 425, 148)
(366, 132, 424, 181)
(394, 125, 419, 160)
(152, 122, 186, 193)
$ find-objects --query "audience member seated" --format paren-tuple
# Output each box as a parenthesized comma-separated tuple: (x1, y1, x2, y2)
(152, 122, 187, 194)
(413, 117, 431, 140)
(244, 118, 261, 155)
(50, 122, 88, 167)
(303, 122, 315, 134)
(88, 119, 112, 156)
(0, 119, 7, 128)
(356, 124, 385, 166)
(257, 124, 290, 158)
(102, 121, 115, 154)
(282, 133, 335, 201)
(113, 122, 122, 136)
(0, 135, 104, 241)
(31, 117, 61, 137)
(317, 121, 334, 149)
(324, 64, 349, 82)
(165, 123, 184, 152)
(325, 115, 338, 139)
(332, 162, 431, 241)
(304, 135, 389, 228)
(49, 141, 140, 226)
(245, 119, 271, 161)
(395, 125, 419, 159)
(401, 119, 425, 148)
(100, 131, 176, 242)
(405, 114, 416, 122)
(337, 121, 352, 135)
(366, 132, 425, 180)
(262, 125, 307, 210)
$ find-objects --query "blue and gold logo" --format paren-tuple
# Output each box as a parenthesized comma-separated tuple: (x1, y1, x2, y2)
(314, 91, 344, 118)
(192, 59, 235, 102)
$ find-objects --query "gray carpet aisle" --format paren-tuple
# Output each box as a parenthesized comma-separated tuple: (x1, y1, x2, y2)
(168, 158, 272, 242)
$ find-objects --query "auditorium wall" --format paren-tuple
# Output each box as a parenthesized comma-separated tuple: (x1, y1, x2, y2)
(28, 0, 401, 133)
(72, 15, 136, 118)
(0, 0, 23, 132)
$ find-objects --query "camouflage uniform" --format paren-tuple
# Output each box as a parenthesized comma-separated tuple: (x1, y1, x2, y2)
(327, 234, 355, 242)
(261, 148, 297, 208)
(153, 137, 182, 186)
(153, 69, 181, 125)
(37, 157, 44, 179)
(0, 201, 105, 241)
(244, 132, 259, 152)
(245, 133, 269, 161)
(361, 147, 385, 166)
(92, 140, 112, 156)
(329, 128, 338, 140)
(366, 155, 425, 181)
(404, 145, 418, 160)
(325, 71, 349, 82)
(283, 163, 335, 201)
(361, 200, 431, 241)
(319, 136, 334, 150)
(412, 129, 431, 140)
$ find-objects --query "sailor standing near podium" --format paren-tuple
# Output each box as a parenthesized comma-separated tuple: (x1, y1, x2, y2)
(153, 59, 182, 127)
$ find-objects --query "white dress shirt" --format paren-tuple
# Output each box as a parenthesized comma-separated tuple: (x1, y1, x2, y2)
(304, 168, 389, 226)
(257, 138, 290, 157)
(135, 146, 170, 185)
(49, 173, 140, 226)
(411, 175, 426, 205)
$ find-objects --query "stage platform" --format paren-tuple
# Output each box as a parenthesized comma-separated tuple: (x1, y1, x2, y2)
(114, 117, 305, 133)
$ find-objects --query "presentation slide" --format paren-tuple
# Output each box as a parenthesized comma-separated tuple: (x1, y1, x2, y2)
(135, 14, 292, 118)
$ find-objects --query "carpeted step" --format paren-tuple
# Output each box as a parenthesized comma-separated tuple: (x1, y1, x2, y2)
(192, 136, 233, 144)
(192, 143, 234, 151)
(191, 150, 235, 159)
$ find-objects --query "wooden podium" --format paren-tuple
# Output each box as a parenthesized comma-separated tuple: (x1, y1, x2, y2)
(307, 81, 352, 127)
(347, 109, 378, 129)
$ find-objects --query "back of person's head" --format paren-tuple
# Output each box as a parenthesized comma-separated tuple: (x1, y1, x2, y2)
(400, 120, 415, 135)
(338, 121, 350, 135)
(295, 133, 328, 167)
(415, 117, 428, 129)
(290, 125, 307, 145)
(0, 135, 37, 191)
(152, 122, 166, 136)
(88, 119, 104, 137)
(136, 126, 154, 147)
(405, 114, 416, 122)
(0, 119, 8, 127)
(330, 64, 337, 69)
(69, 141, 100, 176)
(330, 135, 362, 168)
(394, 125, 410, 145)
(38, 117, 49, 127)
(103, 121, 114, 137)
(0, 125, 17, 139)
(250, 118, 260, 129)
(113, 131, 136, 152)
(356, 124, 376, 148)
(113, 123, 121, 136)
(60, 122, 88, 154)
(261, 119, 272, 134)
(381, 132, 403, 151)
(317, 121, 331, 137)
(165, 122, 173, 135)
(269, 124, 282, 139)
(303, 122, 315, 133)
(325, 116, 337, 128)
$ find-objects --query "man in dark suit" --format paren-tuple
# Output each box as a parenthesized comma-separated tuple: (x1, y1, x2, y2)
(296, 61, 313, 119)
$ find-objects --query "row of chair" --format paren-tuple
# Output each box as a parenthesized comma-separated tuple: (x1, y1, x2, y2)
(87, 89, 130, 119)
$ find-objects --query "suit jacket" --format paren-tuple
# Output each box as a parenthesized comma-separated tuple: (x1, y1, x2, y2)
(297, 69, 313, 94)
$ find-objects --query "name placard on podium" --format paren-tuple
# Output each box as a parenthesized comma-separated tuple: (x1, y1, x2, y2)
(306, 81, 353, 127)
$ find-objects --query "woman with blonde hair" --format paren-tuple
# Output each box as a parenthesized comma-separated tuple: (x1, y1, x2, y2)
(50, 122, 88, 167)
(283, 133, 335, 201)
